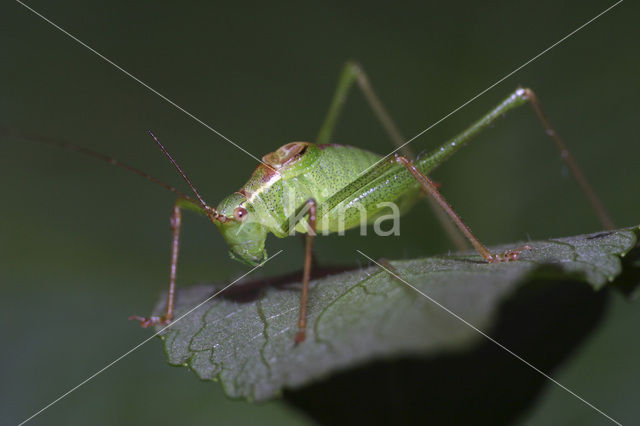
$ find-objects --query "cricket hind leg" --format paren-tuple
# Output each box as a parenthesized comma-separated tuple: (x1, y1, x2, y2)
(420, 87, 614, 231)
(129, 200, 183, 327)
(395, 154, 531, 263)
(523, 88, 614, 230)
(294, 199, 318, 344)
(317, 61, 404, 151)
(317, 61, 470, 250)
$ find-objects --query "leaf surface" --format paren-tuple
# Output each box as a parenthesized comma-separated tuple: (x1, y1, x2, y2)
(154, 227, 638, 401)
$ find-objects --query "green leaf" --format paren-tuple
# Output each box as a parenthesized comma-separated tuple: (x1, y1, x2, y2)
(153, 227, 638, 401)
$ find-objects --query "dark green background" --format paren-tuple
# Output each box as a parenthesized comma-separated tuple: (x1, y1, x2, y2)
(2, 1, 638, 424)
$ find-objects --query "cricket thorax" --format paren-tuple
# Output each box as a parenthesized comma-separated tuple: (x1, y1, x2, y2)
(261, 141, 322, 178)
(212, 143, 319, 225)
(262, 142, 312, 169)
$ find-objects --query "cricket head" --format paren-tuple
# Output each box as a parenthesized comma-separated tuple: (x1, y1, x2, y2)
(215, 193, 268, 266)
(142, 131, 269, 265)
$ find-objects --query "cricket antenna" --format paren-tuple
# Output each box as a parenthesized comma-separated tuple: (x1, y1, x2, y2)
(2, 126, 195, 202)
(147, 131, 229, 223)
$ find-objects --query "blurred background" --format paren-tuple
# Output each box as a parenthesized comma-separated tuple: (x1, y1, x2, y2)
(1, 0, 638, 424)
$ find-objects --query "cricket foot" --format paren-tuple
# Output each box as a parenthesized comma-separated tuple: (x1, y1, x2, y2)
(294, 330, 306, 344)
(487, 245, 532, 263)
(129, 315, 171, 328)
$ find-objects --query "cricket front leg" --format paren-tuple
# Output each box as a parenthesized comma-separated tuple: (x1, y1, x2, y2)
(294, 199, 317, 344)
(129, 201, 182, 327)
(395, 155, 530, 263)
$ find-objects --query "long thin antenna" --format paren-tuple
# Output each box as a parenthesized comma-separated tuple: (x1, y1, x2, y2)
(147, 131, 228, 222)
(2, 127, 195, 202)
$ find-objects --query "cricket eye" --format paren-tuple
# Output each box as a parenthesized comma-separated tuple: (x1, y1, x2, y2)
(233, 206, 248, 222)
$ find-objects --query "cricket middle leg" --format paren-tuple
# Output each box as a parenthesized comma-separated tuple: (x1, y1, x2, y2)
(294, 199, 318, 344)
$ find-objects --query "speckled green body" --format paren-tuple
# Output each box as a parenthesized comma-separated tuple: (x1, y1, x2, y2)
(207, 141, 439, 264)
(234, 144, 422, 234)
